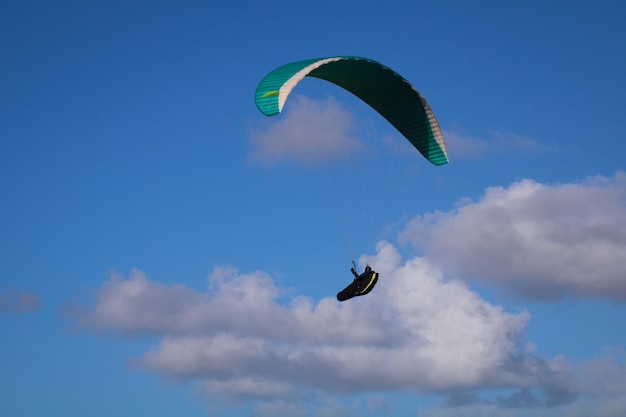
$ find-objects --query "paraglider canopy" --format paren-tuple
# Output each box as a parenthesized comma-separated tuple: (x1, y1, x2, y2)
(254, 56, 448, 166)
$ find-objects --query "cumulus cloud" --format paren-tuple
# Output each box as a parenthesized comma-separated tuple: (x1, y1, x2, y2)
(64, 242, 583, 410)
(60, 173, 626, 416)
(247, 95, 363, 166)
(0, 288, 41, 314)
(400, 172, 626, 301)
(422, 353, 626, 417)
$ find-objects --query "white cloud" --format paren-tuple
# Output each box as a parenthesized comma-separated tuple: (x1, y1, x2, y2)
(248, 95, 363, 166)
(62, 174, 626, 415)
(66, 242, 578, 405)
(421, 353, 626, 417)
(400, 172, 626, 301)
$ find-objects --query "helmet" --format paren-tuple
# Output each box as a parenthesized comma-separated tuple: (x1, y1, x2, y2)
(365, 265, 372, 272)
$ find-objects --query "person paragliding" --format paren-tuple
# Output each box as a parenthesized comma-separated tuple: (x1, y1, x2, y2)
(336, 263, 378, 302)
(254, 56, 448, 301)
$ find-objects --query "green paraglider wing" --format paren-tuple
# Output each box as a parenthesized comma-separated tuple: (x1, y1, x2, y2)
(254, 56, 448, 165)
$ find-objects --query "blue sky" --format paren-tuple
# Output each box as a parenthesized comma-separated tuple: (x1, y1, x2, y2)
(1, 1, 625, 416)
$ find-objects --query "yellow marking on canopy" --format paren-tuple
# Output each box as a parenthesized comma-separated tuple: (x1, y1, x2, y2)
(262, 91, 280, 98)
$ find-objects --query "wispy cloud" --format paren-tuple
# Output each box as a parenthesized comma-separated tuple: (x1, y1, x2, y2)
(0, 288, 41, 314)
(444, 129, 552, 158)
(248, 95, 363, 167)
(400, 172, 626, 301)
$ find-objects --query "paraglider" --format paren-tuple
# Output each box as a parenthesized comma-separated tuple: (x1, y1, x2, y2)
(254, 56, 448, 300)
(336, 265, 379, 302)
(254, 55, 448, 165)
